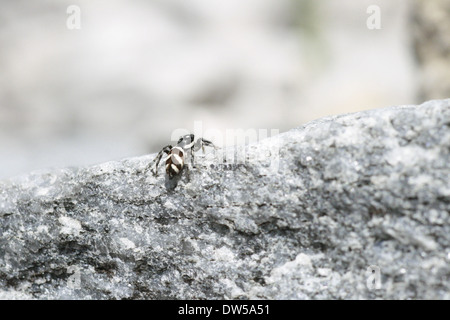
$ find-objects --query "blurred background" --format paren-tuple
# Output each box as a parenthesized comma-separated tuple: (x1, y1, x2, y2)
(0, 0, 449, 179)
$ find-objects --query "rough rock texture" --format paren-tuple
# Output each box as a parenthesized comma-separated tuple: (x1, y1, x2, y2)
(1, 99, 449, 300)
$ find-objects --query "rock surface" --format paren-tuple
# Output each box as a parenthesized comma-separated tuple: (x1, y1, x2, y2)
(1, 99, 449, 299)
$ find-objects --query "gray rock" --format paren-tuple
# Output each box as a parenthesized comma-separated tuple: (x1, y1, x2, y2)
(1, 99, 449, 299)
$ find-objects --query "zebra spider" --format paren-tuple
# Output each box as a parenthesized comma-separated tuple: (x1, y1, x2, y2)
(149, 134, 216, 179)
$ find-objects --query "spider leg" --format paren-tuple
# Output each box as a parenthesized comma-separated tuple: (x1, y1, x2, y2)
(200, 138, 216, 152)
(149, 145, 172, 176)
(190, 147, 196, 168)
(184, 159, 191, 181)
(193, 138, 216, 153)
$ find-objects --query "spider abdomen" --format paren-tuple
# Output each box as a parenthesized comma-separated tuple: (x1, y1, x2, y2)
(165, 146, 185, 178)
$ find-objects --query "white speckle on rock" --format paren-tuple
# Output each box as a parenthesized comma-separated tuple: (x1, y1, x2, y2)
(266, 253, 312, 284)
(0, 289, 34, 300)
(346, 232, 363, 251)
(385, 146, 437, 167)
(58, 216, 82, 236)
(35, 188, 50, 196)
(409, 174, 433, 187)
(92, 161, 116, 175)
(293, 253, 312, 268)
(163, 200, 177, 210)
(317, 267, 332, 277)
(214, 246, 234, 262)
(36, 225, 49, 234)
(135, 225, 143, 234)
(427, 209, 447, 225)
(34, 277, 46, 285)
(119, 238, 136, 250)
(414, 234, 438, 251)
(221, 278, 244, 298)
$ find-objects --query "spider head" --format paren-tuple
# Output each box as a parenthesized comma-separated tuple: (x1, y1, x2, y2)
(177, 134, 195, 148)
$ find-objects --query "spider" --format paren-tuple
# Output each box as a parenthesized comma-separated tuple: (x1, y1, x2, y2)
(149, 134, 216, 179)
